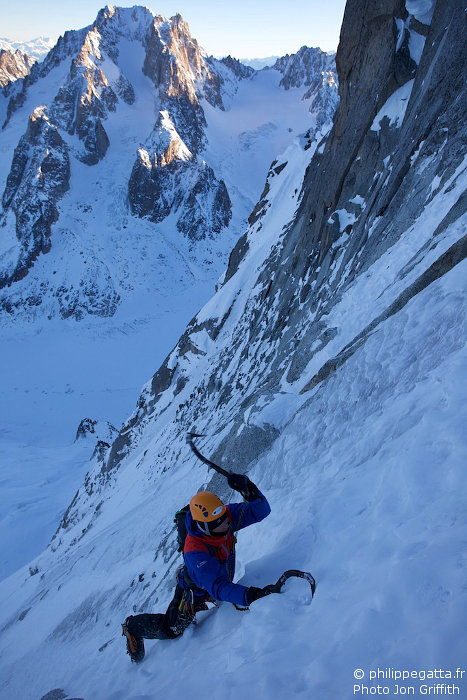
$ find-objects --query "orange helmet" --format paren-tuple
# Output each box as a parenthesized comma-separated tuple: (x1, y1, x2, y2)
(190, 491, 226, 522)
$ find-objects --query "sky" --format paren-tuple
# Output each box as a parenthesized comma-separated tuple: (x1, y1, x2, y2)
(0, 0, 347, 57)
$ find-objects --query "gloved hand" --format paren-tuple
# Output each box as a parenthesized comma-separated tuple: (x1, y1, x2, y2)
(245, 586, 270, 605)
(227, 473, 260, 501)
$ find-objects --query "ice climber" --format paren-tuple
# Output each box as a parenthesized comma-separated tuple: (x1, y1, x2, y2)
(122, 473, 271, 662)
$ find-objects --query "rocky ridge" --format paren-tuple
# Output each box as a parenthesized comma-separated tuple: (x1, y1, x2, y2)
(273, 46, 338, 125)
(1, 107, 70, 288)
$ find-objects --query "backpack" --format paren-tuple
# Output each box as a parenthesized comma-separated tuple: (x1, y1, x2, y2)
(174, 504, 190, 552)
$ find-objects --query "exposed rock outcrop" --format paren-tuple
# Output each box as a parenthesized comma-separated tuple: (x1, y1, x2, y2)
(218, 55, 255, 81)
(273, 45, 339, 121)
(1, 107, 70, 287)
(0, 49, 35, 89)
(50, 28, 119, 164)
(273, 45, 336, 91)
(75, 417, 117, 441)
(3, 27, 90, 128)
(143, 13, 224, 111)
(128, 109, 231, 241)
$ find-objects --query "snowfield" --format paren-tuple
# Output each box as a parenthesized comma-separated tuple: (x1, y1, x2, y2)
(0, 253, 465, 700)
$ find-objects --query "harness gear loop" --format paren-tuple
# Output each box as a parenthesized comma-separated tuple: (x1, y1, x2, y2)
(178, 588, 195, 617)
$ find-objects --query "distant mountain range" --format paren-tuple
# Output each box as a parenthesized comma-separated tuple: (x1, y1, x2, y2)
(238, 56, 280, 69)
(0, 36, 56, 61)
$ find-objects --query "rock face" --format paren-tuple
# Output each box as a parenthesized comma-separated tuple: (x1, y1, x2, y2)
(128, 110, 231, 240)
(0, 49, 35, 89)
(51, 28, 116, 165)
(127, 13, 236, 239)
(143, 13, 224, 111)
(1, 107, 70, 287)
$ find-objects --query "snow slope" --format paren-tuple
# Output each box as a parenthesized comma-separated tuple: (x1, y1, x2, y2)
(0, 231, 464, 700)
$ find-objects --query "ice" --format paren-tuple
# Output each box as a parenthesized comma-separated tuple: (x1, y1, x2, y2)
(406, 0, 436, 25)
(371, 80, 414, 133)
(409, 29, 426, 65)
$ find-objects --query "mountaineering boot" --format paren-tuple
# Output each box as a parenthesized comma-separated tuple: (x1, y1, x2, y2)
(122, 616, 145, 663)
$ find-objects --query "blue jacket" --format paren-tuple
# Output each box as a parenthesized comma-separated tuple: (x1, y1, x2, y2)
(181, 490, 271, 607)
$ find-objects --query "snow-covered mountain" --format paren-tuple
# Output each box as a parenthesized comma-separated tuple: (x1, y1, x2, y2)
(0, 36, 55, 62)
(0, 0, 466, 698)
(0, 5, 337, 320)
(239, 56, 280, 69)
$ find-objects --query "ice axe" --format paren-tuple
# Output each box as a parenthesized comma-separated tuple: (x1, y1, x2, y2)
(262, 569, 316, 598)
(186, 432, 232, 478)
(233, 570, 316, 611)
(187, 431, 258, 498)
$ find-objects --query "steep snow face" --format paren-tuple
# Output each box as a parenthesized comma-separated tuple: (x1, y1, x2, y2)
(0, 7, 338, 582)
(5, 247, 464, 700)
(2, 1, 465, 698)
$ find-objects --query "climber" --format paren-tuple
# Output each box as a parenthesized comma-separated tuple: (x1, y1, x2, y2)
(122, 473, 271, 662)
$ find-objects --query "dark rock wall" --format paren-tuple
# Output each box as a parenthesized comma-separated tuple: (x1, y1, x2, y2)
(1, 108, 70, 287)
